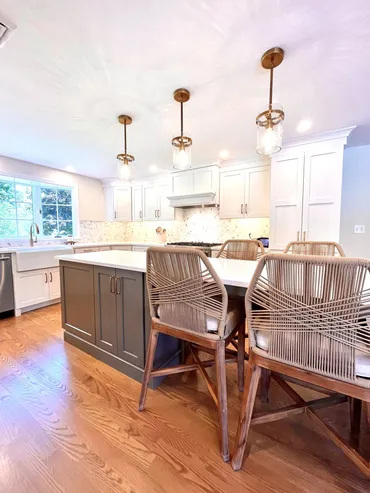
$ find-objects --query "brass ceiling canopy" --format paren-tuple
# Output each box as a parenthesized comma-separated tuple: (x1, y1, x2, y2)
(173, 88, 190, 103)
(256, 47, 285, 155)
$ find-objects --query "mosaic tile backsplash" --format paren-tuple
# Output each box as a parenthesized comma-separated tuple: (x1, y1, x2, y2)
(0, 207, 269, 247)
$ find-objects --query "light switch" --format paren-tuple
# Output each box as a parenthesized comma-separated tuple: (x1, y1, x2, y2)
(354, 225, 366, 234)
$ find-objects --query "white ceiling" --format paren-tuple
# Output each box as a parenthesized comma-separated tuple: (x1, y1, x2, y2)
(0, 0, 370, 180)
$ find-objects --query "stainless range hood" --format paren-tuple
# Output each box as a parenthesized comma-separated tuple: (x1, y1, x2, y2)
(167, 191, 217, 208)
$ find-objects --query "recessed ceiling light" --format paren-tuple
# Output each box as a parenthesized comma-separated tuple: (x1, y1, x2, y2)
(219, 149, 229, 160)
(65, 165, 75, 173)
(149, 164, 158, 173)
(297, 119, 312, 133)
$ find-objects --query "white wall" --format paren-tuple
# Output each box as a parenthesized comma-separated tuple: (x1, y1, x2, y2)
(0, 155, 105, 221)
(340, 146, 370, 258)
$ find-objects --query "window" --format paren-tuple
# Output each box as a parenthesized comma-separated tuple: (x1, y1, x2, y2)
(0, 176, 76, 238)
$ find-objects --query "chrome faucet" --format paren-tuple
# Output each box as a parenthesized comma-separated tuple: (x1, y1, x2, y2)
(29, 222, 40, 247)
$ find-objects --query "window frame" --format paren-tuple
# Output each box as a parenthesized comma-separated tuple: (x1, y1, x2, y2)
(0, 173, 79, 240)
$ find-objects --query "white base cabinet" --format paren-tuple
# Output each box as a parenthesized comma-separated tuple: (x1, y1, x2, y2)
(219, 164, 270, 219)
(16, 267, 61, 309)
(269, 131, 352, 250)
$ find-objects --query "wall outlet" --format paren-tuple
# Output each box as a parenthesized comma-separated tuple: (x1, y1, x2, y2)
(354, 225, 366, 234)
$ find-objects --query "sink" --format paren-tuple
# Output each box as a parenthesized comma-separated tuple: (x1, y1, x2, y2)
(16, 246, 73, 272)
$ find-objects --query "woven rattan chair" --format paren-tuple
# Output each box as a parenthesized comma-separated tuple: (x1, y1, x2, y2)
(139, 247, 245, 462)
(231, 253, 370, 477)
(284, 241, 345, 257)
(217, 239, 265, 260)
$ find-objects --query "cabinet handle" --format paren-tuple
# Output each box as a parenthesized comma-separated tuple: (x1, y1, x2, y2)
(115, 277, 121, 295)
(245, 203, 248, 215)
(139, 211, 142, 219)
(155, 209, 158, 218)
(303, 231, 306, 241)
(50, 272, 52, 282)
(45, 273, 48, 283)
(297, 231, 300, 241)
(114, 211, 117, 219)
(240, 204, 243, 214)
(110, 276, 115, 294)
(158, 209, 161, 218)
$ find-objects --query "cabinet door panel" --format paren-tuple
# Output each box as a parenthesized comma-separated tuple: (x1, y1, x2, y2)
(143, 185, 158, 221)
(48, 267, 60, 300)
(219, 170, 245, 219)
(17, 270, 49, 308)
(270, 152, 304, 249)
(245, 166, 270, 218)
(157, 183, 174, 220)
(116, 269, 145, 368)
(302, 144, 343, 242)
(114, 187, 131, 221)
(132, 186, 143, 221)
(172, 171, 193, 195)
(193, 169, 213, 192)
(60, 262, 95, 343)
(94, 266, 118, 355)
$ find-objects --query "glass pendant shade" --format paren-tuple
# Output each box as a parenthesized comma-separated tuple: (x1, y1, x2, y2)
(256, 103, 284, 155)
(118, 159, 131, 180)
(172, 136, 192, 170)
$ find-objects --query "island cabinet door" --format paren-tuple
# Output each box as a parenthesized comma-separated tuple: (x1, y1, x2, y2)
(115, 269, 145, 368)
(60, 262, 96, 344)
(94, 266, 118, 355)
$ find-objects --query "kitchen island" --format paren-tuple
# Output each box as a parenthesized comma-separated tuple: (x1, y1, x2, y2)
(57, 250, 258, 386)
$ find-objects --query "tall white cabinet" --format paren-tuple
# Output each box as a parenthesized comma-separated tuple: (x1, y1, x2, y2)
(269, 131, 352, 250)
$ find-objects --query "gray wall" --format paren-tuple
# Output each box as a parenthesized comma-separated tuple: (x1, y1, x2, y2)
(340, 146, 370, 258)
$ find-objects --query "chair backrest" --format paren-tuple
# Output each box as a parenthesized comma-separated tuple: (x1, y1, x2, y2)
(246, 253, 370, 387)
(217, 239, 265, 260)
(283, 241, 345, 257)
(147, 247, 228, 338)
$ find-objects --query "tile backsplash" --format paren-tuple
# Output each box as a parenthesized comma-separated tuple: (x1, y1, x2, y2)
(0, 208, 269, 247)
(82, 206, 269, 244)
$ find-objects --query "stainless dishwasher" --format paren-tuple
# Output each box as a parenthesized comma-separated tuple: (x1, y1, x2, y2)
(0, 253, 15, 314)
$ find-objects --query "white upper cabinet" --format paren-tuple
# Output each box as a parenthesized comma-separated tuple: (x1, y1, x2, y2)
(219, 169, 245, 218)
(219, 164, 270, 219)
(135, 178, 174, 222)
(269, 131, 351, 250)
(142, 185, 158, 221)
(104, 186, 132, 222)
(132, 185, 143, 221)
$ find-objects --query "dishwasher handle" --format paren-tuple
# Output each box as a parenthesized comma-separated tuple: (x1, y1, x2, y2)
(0, 257, 10, 261)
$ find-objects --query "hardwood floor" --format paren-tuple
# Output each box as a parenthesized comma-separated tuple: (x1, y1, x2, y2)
(0, 305, 369, 492)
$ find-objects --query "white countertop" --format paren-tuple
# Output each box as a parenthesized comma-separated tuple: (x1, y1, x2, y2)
(0, 241, 167, 254)
(56, 250, 258, 288)
(73, 241, 167, 248)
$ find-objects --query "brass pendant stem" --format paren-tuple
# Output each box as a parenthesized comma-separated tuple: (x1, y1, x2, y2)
(180, 101, 183, 137)
(269, 67, 274, 110)
(124, 122, 127, 155)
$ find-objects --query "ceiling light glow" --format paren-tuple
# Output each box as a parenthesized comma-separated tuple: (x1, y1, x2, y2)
(297, 119, 312, 133)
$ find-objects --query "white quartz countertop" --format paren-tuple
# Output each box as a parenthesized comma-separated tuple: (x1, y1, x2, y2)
(56, 250, 258, 288)
(0, 241, 167, 254)
(0, 244, 73, 254)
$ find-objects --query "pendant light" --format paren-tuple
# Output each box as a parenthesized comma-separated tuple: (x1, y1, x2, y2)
(256, 47, 285, 155)
(117, 115, 134, 180)
(172, 88, 192, 170)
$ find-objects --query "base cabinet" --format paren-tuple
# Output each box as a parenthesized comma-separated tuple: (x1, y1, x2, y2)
(16, 267, 61, 309)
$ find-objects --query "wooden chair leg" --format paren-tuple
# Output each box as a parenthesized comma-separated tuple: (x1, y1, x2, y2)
(260, 368, 272, 403)
(349, 397, 362, 449)
(237, 324, 245, 392)
(231, 359, 261, 471)
(215, 340, 229, 462)
(138, 328, 159, 411)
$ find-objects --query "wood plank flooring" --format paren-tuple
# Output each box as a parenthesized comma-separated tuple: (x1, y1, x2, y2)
(0, 305, 369, 492)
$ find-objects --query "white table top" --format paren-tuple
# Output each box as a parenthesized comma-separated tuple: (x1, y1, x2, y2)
(56, 250, 257, 288)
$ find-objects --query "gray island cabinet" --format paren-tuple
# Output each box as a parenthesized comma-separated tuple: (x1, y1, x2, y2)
(59, 260, 180, 387)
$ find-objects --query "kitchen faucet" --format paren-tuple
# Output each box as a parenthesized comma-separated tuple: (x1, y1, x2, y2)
(29, 222, 40, 247)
